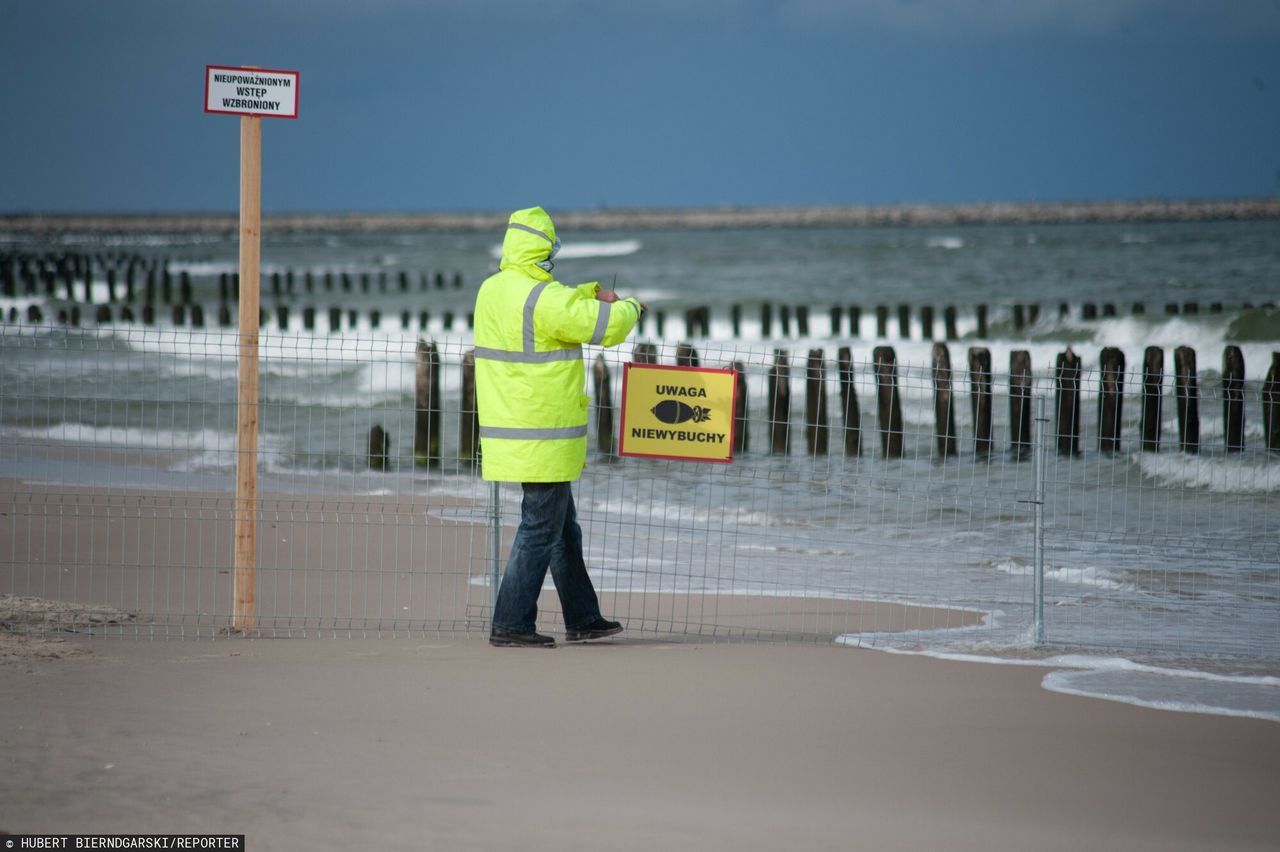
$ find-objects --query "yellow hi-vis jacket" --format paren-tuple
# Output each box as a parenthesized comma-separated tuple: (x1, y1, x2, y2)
(474, 207, 642, 482)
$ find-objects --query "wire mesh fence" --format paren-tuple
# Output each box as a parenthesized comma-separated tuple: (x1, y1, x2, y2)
(1, 323, 1276, 659)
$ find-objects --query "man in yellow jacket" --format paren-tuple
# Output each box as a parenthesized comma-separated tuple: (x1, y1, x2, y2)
(475, 207, 645, 648)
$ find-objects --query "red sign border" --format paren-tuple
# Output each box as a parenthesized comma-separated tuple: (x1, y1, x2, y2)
(204, 65, 300, 119)
(617, 362, 738, 464)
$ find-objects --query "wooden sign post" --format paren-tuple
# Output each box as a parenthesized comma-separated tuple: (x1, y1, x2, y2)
(205, 65, 300, 632)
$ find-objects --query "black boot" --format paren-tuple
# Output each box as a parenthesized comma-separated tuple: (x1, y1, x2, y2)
(565, 618, 623, 642)
(490, 628, 556, 648)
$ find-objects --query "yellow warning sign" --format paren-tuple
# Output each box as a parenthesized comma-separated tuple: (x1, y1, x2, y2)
(618, 363, 737, 463)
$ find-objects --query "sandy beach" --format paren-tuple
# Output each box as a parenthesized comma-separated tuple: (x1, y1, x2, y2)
(2, 456, 1277, 850)
(1, 633, 1277, 851)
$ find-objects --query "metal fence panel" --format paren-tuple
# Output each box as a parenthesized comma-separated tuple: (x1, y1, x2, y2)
(1, 325, 1276, 659)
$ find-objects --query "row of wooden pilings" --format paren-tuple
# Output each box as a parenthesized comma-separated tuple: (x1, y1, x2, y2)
(635, 300, 1274, 341)
(371, 341, 1280, 470)
(0, 253, 465, 306)
(0, 250, 159, 298)
(5, 302, 474, 333)
(26, 298, 1272, 338)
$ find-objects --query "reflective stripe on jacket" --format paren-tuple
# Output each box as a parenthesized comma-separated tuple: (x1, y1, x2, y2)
(474, 207, 641, 482)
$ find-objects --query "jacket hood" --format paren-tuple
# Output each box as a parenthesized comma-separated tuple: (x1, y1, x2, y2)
(499, 207, 558, 276)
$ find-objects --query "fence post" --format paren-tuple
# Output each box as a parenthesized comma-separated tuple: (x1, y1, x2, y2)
(1033, 394, 1047, 645)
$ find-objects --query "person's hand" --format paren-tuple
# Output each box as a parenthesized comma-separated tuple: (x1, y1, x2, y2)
(596, 289, 620, 303)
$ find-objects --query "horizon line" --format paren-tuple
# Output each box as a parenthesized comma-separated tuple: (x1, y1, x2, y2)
(3, 196, 1279, 232)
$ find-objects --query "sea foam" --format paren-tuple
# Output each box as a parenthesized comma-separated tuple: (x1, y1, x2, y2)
(1135, 452, 1279, 495)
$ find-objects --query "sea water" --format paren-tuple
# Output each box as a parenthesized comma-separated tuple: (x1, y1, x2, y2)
(1, 219, 1278, 719)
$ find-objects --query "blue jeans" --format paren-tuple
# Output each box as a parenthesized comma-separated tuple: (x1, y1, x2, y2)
(491, 482, 603, 634)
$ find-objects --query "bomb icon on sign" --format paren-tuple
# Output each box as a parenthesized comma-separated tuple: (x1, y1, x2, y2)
(651, 400, 712, 424)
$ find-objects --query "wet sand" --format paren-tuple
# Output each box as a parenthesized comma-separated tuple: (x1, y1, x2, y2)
(3, 480, 1278, 849)
(2, 634, 1278, 851)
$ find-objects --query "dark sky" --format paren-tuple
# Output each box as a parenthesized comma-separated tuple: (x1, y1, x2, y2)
(2, 0, 1279, 213)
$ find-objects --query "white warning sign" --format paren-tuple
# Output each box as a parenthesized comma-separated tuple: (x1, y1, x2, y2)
(205, 66, 299, 119)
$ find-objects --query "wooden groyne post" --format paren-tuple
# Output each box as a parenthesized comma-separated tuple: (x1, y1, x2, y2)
(1098, 347, 1124, 454)
(1141, 346, 1163, 452)
(676, 343, 700, 368)
(1174, 346, 1200, 453)
(731, 360, 749, 454)
(592, 354, 615, 458)
(768, 349, 791, 455)
(683, 307, 709, 339)
(632, 342, 659, 365)
(931, 343, 957, 459)
(367, 425, 390, 470)
(1223, 346, 1245, 452)
(873, 346, 904, 459)
(460, 350, 479, 466)
(1264, 352, 1280, 452)
(1009, 350, 1033, 459)
(968, 347, 993, 458)
(1055, 347, 1082, 456)
(837, 346, 861, 456)
(414, 339, 441, 468)
(805, 349, 829, 456)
